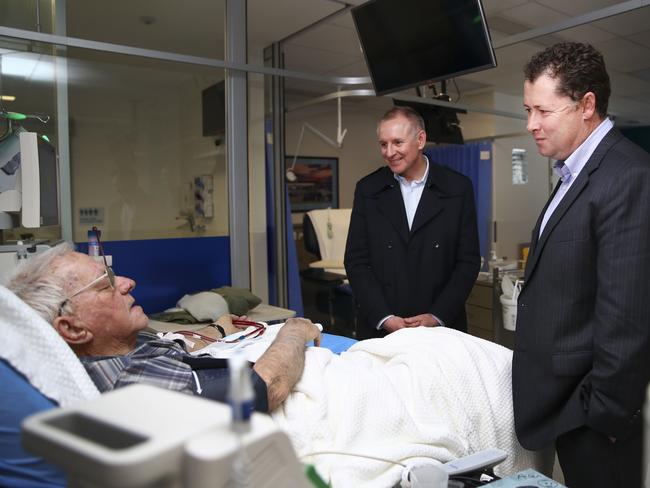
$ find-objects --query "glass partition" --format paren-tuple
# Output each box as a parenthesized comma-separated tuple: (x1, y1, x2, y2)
(65, 50, 228, 242)
(1, 0, 229, 244)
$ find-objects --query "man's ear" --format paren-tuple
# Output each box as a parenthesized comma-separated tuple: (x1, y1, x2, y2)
(417, 129, 427, 149)
(53, 315, 93, 345)
(581, 92, 597, 120)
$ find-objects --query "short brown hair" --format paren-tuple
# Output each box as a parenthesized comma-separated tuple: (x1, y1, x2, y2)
(524, 42, 610, 117)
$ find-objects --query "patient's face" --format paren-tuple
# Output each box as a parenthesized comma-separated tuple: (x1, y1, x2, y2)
(61, 253, 149, 342)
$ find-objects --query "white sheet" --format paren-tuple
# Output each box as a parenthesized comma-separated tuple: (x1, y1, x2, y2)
(272, 327, 541, 488)
(0, 285, 100, 406)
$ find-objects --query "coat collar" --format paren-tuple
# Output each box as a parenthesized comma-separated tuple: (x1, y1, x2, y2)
(367, 162, 459, 243)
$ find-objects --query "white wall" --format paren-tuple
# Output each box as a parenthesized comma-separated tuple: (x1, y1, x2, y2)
(491, 92, 551, 260)
(285, 96, 392, 215)
(455, 91, 552, 260)
(69, 73, 229, 243)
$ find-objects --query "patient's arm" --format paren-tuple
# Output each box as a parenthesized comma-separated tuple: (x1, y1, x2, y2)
(253, 318, 321, 411)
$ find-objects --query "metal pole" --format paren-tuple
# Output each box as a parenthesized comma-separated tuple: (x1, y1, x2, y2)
(225, 0, 250, 289)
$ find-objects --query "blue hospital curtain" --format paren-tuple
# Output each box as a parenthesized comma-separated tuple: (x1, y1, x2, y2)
(264, 118, 304, 315)
(425, 141, 492, 267)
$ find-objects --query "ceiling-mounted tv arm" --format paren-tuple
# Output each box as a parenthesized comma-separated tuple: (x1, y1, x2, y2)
(286, 93, 347, 182)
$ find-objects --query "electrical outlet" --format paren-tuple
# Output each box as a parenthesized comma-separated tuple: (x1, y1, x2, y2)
(79, 207, 105, 224)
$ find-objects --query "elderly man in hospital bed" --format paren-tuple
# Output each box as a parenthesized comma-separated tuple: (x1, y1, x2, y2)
(1, 243, 542, 488)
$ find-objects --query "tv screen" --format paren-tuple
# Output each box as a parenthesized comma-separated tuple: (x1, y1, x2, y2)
(352, 0, 496, 96)
(202, 81, 226, 137)
(393, 99, 466, 145)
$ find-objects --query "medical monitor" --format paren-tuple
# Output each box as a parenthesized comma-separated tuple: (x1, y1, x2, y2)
(0, 128, 59, 230)
(352, 0, 497, 96)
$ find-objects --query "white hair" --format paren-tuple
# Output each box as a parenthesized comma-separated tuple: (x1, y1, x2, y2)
(6, 242, 76, 323)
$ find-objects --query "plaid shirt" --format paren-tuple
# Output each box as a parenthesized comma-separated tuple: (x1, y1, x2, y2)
(81, 331, 196, 395)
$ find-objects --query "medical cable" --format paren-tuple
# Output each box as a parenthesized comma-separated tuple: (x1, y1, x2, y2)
(300, 450, 406, 468)
(174, 321, 266, 344)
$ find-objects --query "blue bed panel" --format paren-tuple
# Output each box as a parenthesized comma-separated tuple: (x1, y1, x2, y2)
(76, 236, 231, 314)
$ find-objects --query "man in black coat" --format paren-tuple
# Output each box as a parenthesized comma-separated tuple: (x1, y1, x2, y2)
(344, 106, 480, 340)
(514, 42, 650, 488)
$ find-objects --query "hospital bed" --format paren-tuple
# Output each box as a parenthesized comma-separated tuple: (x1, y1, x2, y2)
(0, 284, 356, 487)
(1, 284, 559, 487)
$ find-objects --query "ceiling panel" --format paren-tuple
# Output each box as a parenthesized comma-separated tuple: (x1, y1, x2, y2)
(283, 43, 360, 74)
(593, 37, 650, 73)
(608, 95, 650, 125)
(67, 0, 225, 58)
(634, 67, 650, 83)
(492, 41, 547, 66)
(608, 71, 650, 97)
(498, 2, 566, 28)
(627, 30, 650, 49)
(535, 0, 620, 17)
(248, 0, 341, 45)
(285, 23, 361, 56)
(553, 24, 617, 44)
(482, 0, 530, 17)
(593, 6, 650, 36)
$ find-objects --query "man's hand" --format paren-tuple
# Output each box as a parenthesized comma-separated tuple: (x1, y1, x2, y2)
(382, 315, 407, 333)
(403, 313, 440, 328)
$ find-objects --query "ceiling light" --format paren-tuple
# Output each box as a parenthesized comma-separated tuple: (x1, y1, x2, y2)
(1, 95, 16, 102)
(0, 52, 54, 82)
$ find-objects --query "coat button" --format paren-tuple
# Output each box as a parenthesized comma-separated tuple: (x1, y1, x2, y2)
(387, 243, 393, 249)
(519, 302, 526, 308)
(433, 242, 439, 248)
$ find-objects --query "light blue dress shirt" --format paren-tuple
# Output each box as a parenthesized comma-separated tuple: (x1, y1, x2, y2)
(539, 118, 614, 237)
(394, 156, 430, 230)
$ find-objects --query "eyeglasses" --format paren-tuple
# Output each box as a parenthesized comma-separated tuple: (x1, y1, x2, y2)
(58, 243, 115, 316)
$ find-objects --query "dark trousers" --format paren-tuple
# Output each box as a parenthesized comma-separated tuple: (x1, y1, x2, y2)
(556, 424, 642, 488)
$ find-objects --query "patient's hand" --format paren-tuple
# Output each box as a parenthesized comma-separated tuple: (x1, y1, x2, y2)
(213, 314, 245, 337)
(280, 317, 321, 347)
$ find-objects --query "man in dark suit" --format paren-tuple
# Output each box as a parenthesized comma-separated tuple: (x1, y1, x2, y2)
(513, 42, 650, 487)
(344, 106, 480, 340)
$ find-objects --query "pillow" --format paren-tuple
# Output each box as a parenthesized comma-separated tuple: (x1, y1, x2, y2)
(177, 291, 229, 322)
(211, 286, 262, 316)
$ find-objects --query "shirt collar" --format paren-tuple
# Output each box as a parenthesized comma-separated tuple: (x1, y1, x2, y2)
(394, 155, 429, 186)
(561, 117, 614, 180)
(552, 160, 572, 182)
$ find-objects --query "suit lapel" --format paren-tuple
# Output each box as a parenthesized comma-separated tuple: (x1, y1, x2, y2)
(372, 170, 410, 244)
(410, 184, 444, 236)
(525, 180, 562, 281)
(524, 128, 622, 283)
(410, 162, 448, 237)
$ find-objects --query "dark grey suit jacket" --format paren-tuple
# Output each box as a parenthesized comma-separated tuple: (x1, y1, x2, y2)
(513, 128, 650, 450)
(344, 163, 480, 339)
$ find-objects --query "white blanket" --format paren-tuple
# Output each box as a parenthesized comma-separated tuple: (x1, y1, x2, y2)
(0, 285, 99, 406)
(272, 327, 540, 488)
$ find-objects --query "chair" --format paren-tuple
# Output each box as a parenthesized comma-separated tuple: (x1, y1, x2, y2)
(300, 209, 357, 337)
